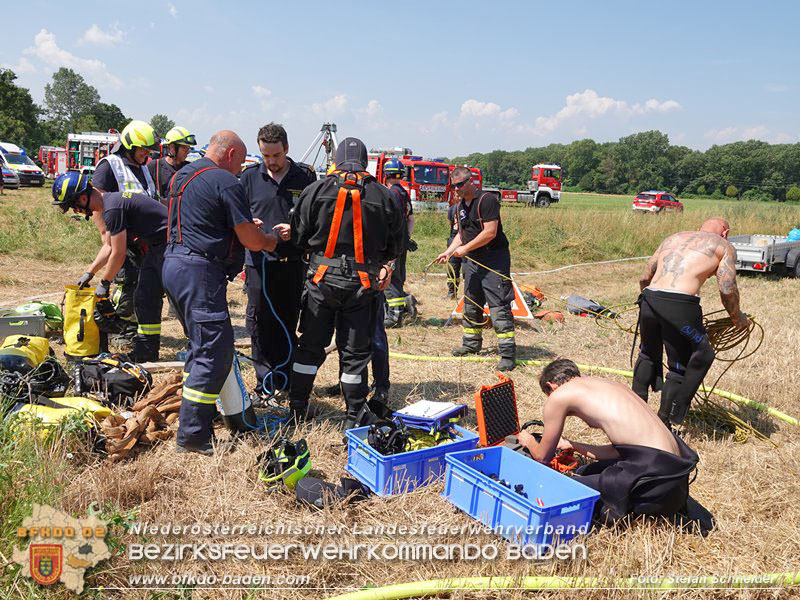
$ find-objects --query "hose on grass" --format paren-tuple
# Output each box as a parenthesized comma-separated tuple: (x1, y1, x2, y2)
(325, 572, 800, 599)
(387, 352, 800, 428)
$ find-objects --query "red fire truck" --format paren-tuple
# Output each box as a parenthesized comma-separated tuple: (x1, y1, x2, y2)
(483, 163, 561, 208)
(66, 130, 120, 172)
(367, 149, 452, 211)
(37, 146, 68, 178)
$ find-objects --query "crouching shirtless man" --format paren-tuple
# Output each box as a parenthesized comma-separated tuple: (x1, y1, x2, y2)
(518, 358, 699, 524)
(634, 217, 749, 425)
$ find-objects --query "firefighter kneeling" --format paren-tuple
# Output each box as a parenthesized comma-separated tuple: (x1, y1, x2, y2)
(288, 138, 404, 429)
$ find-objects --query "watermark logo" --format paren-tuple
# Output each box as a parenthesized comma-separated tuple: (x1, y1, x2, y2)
(12, 504, 110, 594)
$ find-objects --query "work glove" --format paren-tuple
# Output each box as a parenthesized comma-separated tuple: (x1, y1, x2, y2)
(407, 239, 418, 252)
(77, 272, 94, 289)
(95, 279, 111, 299)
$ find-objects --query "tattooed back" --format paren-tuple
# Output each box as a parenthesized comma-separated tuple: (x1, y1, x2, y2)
(647, 230, 734, 295)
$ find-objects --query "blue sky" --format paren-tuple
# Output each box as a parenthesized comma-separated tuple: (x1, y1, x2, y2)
(2, 1, 799, 159)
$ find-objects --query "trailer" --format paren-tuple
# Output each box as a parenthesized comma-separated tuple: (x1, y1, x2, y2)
(730, 234, 800, 276)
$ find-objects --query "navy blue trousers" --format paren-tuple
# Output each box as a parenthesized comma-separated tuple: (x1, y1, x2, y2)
(163, 244, 233, 447)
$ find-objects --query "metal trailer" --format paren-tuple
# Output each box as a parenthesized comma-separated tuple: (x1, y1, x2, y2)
(729, 234, 800, 276)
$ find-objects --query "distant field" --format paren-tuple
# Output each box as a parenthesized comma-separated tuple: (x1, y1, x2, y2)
(3, 187, 798, 275)
(553, 191, 745, 212)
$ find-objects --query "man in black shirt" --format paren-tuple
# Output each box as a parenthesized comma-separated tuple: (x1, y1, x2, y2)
(289, 137, 404, 429)
(148, 126, 196, 204)
(435, 166, 516, 371)
(240, 123, 317, 403)
(51, 171, 168, 361)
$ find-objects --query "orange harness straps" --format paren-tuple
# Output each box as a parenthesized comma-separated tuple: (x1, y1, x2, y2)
(312, 171, 372, 289)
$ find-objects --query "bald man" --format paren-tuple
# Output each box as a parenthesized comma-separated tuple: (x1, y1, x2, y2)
(163, 130, 278, 455)
(634, 217, 749, 425)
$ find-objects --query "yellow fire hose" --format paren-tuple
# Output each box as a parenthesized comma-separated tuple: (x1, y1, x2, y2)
(326, 572, 800, 599)
(388, 352, 800, 427)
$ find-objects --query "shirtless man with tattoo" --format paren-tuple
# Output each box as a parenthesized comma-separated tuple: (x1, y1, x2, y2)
(633, 217, 749, 425)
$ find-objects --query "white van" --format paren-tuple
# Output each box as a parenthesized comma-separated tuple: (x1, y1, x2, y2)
(0, 142, 46, 186)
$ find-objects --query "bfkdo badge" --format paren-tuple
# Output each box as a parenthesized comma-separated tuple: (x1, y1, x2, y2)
(30, 544, 62, 585)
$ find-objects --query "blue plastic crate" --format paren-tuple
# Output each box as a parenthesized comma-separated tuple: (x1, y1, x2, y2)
(345, 425, 479, 497)
(443, 446, 599, 547)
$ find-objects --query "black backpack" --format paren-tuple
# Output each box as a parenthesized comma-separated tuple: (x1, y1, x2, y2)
(73, 355, 152, 406)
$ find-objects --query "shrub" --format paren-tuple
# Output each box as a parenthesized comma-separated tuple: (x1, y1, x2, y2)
(787, 186, 800, 203)
(741, 189, 773, 202)
(725, 185, 739, 198)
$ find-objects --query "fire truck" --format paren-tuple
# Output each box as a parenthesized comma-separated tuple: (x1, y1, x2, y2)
(483, 164, 562, 207)
(367, 149, 452, 211)
(37, 146, 68, 178)
(66, 130, 120, 172)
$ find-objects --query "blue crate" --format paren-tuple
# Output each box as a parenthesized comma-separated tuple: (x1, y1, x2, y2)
(345, 425, 479, 497)
(443, 446, 599, 547)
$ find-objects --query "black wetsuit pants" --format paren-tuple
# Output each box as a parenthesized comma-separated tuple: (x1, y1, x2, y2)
(632, 289, 715, 425)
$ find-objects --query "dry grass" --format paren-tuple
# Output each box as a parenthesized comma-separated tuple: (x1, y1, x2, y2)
(2, 189, 800, 599)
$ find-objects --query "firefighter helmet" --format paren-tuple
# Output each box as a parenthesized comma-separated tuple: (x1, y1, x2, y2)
(164, 126, 197, 147)
(51, 170, 91, 212)
(120, 120, 160, 151)
(383, 158, 405, 178)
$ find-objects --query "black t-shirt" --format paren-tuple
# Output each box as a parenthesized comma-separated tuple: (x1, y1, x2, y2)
(103, 191, 168, 244)
(240, 158, 316, 264)
(148, 157, 188, 205)
(457, 192, 509, 257)
(167, 158, 253, 260)
(389, 184, 412, 244)
(447, 203, 459, 241)
(92, 152, 150, 193)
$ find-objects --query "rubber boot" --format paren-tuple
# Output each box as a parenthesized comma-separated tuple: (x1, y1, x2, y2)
(496, 357, 516, 372)
(384, 307, 404, 329)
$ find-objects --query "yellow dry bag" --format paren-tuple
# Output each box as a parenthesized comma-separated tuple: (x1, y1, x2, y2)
(0, 335, 50, 373)
(63, 285, 101, 358)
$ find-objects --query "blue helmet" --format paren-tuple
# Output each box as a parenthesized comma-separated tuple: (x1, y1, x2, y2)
(383, 158, 405, 178)
(51, 170, 91, 212)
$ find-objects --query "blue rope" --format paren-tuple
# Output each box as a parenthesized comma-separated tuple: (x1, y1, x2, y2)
(234, 251, 294, 432)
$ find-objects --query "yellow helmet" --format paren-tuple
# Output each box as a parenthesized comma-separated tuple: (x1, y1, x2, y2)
(326, 162, 337, 175)
(164, 126, 196, 147)
(120, 120, 160, 151)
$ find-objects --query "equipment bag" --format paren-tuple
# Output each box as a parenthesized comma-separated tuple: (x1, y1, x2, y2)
(73, 355, 152, 406)
(63, 285, 102, 359)
(0, 335, 50, 373)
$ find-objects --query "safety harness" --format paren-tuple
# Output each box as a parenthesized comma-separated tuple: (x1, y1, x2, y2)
(312, 170, 373, 289)
(167, 166, 218, 245)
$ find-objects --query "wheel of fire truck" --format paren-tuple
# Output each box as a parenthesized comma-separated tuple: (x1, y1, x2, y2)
(536, 195, 551, 208)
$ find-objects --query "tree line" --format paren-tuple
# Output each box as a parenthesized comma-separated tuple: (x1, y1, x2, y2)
(0, 67, 174, 152)
(451, 130, 800, 202)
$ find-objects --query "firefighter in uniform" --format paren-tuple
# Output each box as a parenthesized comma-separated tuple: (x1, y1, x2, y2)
(148, 126, 196, 204)
(289, 138, 404, 429)
(162, 130, 278, 455)
(52, 171, 168, 361)
(382, 158, 415, 328)
(435, 166, 516, 371)
(92, 120, 161, 338)
(240, 123, 316, 403)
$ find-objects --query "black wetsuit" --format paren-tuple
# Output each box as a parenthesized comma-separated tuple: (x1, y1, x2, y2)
(574, 432, 699, 524)
(632, 288, 716, 424)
